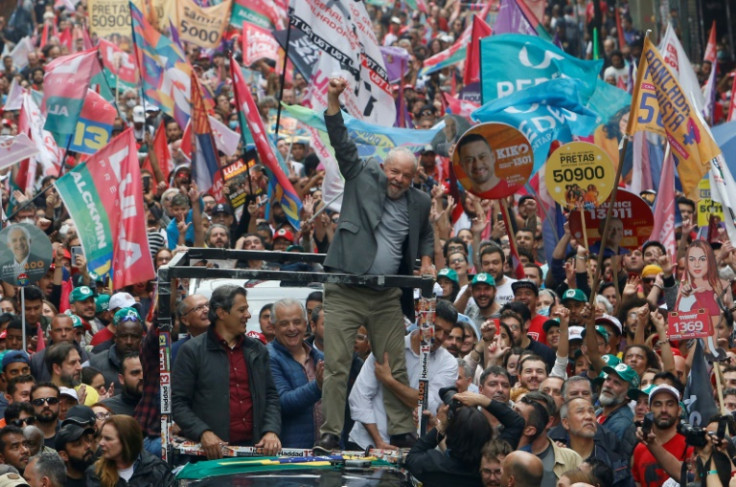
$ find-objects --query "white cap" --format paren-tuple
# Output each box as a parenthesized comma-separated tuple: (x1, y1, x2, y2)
(568, 326, 584, 341)
(59, 387, 78, 402)
(109, 292, 136, 311)
(596, 314, 623, 335)
(132, 105, 145, 123)
(648, 384, 681, 406)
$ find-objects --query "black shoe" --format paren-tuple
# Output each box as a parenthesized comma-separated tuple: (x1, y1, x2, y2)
(313, 433, 340, 455)
(390, 432, 418, 448)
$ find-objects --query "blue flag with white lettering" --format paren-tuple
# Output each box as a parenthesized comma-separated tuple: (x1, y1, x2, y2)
(472, 78, 600, 173)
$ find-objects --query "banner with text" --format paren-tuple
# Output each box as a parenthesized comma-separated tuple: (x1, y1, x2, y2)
(88, 0, 131, 38)
(177, 0, 231, 49)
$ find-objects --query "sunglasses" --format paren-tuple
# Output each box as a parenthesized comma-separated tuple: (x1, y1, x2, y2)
(31, 397, 59, 407)
(9, 417, 35, 427)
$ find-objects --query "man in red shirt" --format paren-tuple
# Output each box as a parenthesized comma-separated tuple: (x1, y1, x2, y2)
(512, 280, 547, 345)
(633, 384, 693, 487)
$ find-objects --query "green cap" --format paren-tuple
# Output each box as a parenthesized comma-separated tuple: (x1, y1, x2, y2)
(472, 273, 496, 286)
(437, 268, 459, 284)
(602, 363, 640, 388)
(69, 286, 94, 303)
(628, 384, 655, 401)
(95, 294, 110, 314)
(582, 325, 610, 343)
(601, 354, 621, 367)
(67, 313, 83, 328)
(561, 288, 588, 303)
(113, 307, 141, 326)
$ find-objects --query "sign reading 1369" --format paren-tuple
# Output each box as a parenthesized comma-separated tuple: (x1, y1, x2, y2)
(545, 141, 615, 209)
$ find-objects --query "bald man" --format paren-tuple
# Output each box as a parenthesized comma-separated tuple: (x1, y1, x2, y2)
(500, 451, 543, 487)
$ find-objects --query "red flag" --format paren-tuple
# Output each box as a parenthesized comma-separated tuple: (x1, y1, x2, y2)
(40, 23, 50, 48)
(704, 21, 717, 63)
(59, 27, 73, 51)
(142, 123, 172, 184)
(651, 150, 676, 254)
(464, 16, 491, 85)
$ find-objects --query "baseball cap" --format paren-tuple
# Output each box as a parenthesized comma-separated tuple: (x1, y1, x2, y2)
(512, 280, 539, 296)
(561, 288, 588, 303)
(472, 273, 496, 286)
(420, 144, 435, 154)
(568, 326, 584, 341)
(246, 330, 267, 344)
(628, 384, 654, 401)
(96, 294, 110, 314)
(641, 264, 663, 278)
(581, 325, 610, 343)
(132, 105, 145, 123)
(113, 307, 141, 325)
(55, 423, 95, 451)
(542, 318, 560, 333)
(67, 314, 83, 328)
(602, 363, 640, 388)
(0, 473, 29, 487)
(69, 286, 94, 303)
(63, 405, 97, 427)
(273, 227, 295, 243)
(59, 387, 79, 402)
(212, 203, 233, 216)
(648, 383, 681, 406)
(437, 268, 459, 284)
(1, 351, 29, 372)
(601, 354, 621, 368)
(596, 314, 623, 335)
(109, 292, 136, 311)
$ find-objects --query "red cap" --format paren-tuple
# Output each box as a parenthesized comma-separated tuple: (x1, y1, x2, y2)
(246, 330, 266, 344)
(273, 228, 295, 243)
(0, 330, 6, 340)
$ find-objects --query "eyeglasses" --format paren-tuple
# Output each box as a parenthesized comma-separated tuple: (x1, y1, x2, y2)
(95, 412, 111, 420)
(449, 258, 465, 265)
(9, 417, 35, 427)
(31, 397, 59, 407)
(355, 334, 368, 341)
(184, 304, 209, 315)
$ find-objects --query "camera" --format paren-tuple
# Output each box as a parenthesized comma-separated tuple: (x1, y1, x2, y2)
(678, 420, 709, 447)
(438, 386, 461, 421)
(636, 412, 654, 439)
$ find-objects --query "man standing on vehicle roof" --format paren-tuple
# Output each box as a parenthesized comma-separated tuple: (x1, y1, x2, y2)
(314, 77, 434, 454)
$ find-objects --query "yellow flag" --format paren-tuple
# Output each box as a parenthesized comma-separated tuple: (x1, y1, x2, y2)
(177, 0, 232, 49)
(627, 37, 722, 197)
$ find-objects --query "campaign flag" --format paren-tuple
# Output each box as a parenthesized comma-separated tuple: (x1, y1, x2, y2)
(4, 77, 24, 111)
(190, 72, 220, 194)
(98, 38, 139, 85)
(494, 0, 551, 40)
(54, 129, 154, 288)
(704, 21, 717, 63)
(63, 90, 117, 155)
(289, 0, 395, 126)
(242, 22, 281, 67)
(473, 78, 600, 173)
(703, 62, 718, 122)
(131, 1, 191, 129)
(464, 16, 493, 85)
(420, 25, 472, 77)
(231, 56, 301, 230)
(1, 37, 34, 71)
(41, 49, 100, 145)
(627, 37, 722, 198)
(381, 46, 410, 84)
(658, 24, 706, 114)
(683, 340, 719, 426)
(0, 135, 39, 170)
(709, 151, 736, 244)
(272, 28, 319, 80)
(230, 65, 256, 147)
(479, 34, 630, 124)
(208, 115, 241, 157)
(18, 92, 62, 193)
(176, 0, 231, 49)
(651, 150, 677, 253)
(444, 93, 480, 120)
(142, 123, 172, 184)
(231, 0, 285, 30)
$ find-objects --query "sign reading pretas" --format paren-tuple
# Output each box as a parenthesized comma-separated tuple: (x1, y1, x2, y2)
(177, 0, 232, 49)
(451, 122, 533, 200)
(544, 141, 615, 209)
(88, 0, 130, 38)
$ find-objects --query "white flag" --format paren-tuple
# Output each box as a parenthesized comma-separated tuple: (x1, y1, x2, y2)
(0, 134, 39, 169)
(658, 23, 706, 114)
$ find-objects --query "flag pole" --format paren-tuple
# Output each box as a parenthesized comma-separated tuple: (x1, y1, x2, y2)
(274, 1, 293, 139)
(587, 31, 651, 305)
(229, 53, 255, 197)
(95, 53, 124, 120)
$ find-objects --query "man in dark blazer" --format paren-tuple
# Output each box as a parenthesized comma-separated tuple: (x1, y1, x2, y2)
(314, 77, 435, 453)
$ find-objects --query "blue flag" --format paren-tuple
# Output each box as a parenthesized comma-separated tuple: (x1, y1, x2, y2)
(479, 34, 630, 125)
(472, 78, 600, 173)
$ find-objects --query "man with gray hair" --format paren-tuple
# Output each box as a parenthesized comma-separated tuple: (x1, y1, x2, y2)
(267, 299, 324, 448)
(316, 75, 434, 454)
(23, 451, 66, 487)
(2, 225, 32, 281)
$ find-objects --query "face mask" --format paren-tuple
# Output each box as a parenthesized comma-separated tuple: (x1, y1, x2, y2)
(538, 306, 550, 317)
(229, 120, 238, 130)
(126, 99, 136, 108)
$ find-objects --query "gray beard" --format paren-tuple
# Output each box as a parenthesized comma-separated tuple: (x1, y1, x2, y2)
(598, 391, 624, 407)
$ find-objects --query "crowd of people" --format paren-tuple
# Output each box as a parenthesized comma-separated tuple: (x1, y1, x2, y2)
(0, 0, 732, 486)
